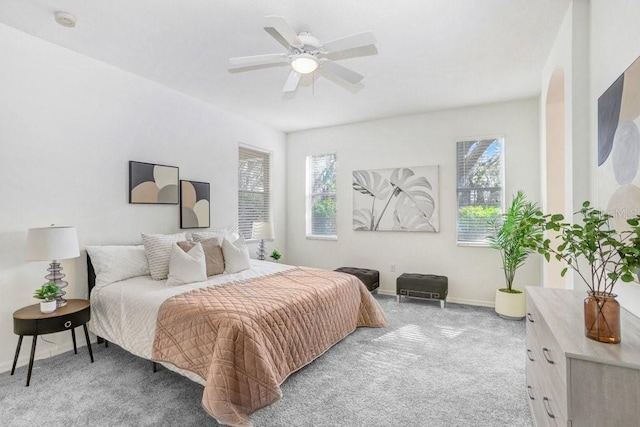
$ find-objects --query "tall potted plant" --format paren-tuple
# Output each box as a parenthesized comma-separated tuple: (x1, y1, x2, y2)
(488, 191, 544, 319)
(539, 201, 640, 343)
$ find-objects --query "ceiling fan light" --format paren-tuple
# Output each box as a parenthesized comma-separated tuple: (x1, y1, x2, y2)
(291, 54, 318, 74)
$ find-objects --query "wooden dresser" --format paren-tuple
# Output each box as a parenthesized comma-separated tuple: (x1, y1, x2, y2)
(525, 287, 640, 427)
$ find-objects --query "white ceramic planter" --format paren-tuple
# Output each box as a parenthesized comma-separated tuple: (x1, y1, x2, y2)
(40, 300, 57, 314)
(494, 289, 525, 320)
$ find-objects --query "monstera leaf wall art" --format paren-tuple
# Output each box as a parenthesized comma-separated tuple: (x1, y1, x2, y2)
(352, 165, 439, 232)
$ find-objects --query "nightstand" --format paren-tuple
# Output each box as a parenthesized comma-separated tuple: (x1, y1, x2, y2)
(11, 299, 94, 386)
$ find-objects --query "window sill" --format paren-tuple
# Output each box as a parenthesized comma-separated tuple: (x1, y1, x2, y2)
(306, 235, 338, 241)
(457, 241, 490, 248)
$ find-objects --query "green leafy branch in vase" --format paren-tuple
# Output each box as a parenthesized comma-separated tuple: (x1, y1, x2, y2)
(538, 201, 640, 295)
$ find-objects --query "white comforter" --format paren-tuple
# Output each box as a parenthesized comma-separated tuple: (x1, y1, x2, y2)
(89, 260, 294, 383)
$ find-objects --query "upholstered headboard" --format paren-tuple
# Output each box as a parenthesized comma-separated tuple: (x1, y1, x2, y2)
(87, 253, 97, 296)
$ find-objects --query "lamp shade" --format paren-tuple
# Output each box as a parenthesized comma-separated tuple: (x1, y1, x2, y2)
(26, 226, 80, 261)
(251, 222, 274, 241)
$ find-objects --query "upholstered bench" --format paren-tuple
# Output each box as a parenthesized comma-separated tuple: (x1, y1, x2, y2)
(334, 267, 379, 292)
(397, 273, 448, 308)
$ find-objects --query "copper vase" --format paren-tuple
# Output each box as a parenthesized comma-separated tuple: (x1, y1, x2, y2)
(584, 291, 621, 344)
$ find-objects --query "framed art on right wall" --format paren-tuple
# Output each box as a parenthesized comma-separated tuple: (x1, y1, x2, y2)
(598, 56, 640, 233)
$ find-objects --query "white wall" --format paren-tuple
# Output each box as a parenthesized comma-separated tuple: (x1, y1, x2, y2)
(287, 99, 541, 306)
(0, 24, 286, 372)
(590, 0, 640, 316)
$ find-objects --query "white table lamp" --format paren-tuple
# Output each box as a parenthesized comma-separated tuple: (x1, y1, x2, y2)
(26, 226, 80, 307)
(251, 222, 274, 261)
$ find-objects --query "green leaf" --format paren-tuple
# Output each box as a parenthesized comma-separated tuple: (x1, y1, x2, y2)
(622, 273, 634, 282)
(560, 268, 568, 277)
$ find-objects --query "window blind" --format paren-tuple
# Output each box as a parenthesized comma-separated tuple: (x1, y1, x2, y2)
(456, 138, 504, 244)
(238, 146, 271, 240)
(306, 153, 337, 238)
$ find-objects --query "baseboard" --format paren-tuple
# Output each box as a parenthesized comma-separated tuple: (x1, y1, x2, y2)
(0, 336, 94, 374)
(446, 297, 495, 308)
(377, 289, 495, 308)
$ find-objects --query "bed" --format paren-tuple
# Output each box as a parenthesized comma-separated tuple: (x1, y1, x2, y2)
(87, 252, 387, 427)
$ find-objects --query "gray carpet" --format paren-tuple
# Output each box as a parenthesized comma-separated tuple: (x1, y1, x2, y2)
(0, 296, 532, 426)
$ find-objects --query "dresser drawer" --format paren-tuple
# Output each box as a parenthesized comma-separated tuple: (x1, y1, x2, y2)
(527, 348, 567, 425)
(537, 366, 567, 424)
(526, 363, 567, 427)
(527, 301, 567, 384)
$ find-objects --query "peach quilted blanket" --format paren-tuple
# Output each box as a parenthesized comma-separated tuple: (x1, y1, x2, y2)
(151, 267, 387, 426)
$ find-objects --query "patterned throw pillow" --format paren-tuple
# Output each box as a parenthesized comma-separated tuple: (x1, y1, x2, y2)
(86, 245, 149, 287)
(141, 232, 187, 280)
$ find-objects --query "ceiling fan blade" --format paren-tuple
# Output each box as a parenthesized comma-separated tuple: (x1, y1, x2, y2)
(228, 62, 290, 74)
(322, 31, 377, 54)
(264, 15, 302, 48)
(321, 44, 378, 61)
(282, 69, 301, 92)
(229, 53, 288, 67)
(320, 60, 364, 84)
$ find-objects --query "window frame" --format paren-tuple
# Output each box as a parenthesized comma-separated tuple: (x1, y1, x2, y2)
(238, 144, 272, 242)
(455, 136, 505, 247)
(305, 152, 338, 240)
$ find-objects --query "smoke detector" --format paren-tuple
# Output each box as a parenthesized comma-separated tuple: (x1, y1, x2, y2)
(55, 12, 76, 28)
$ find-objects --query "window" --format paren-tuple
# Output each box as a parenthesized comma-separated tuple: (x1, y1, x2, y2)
(456, 137, 504, 245)
(306, 153, 337, 239)
(238, 145, 271, 240)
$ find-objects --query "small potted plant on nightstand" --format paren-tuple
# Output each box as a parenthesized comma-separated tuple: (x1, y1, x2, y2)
(34, 282, 60, 314)
(270, 249, 282, 263)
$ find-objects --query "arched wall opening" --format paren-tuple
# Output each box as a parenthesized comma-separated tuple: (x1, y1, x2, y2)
(544, 67, 567, 288)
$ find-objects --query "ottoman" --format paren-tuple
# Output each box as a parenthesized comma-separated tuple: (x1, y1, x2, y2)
(397, 273, 448, 308)
(334, 267, 379, 292)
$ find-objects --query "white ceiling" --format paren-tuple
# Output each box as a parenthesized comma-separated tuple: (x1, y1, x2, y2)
(0, 0, 570, 133)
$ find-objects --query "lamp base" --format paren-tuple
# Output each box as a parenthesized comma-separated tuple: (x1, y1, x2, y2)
(256, 239, 267, 261)
(56, 293, 68, 307)
(43, 260, 69, 307)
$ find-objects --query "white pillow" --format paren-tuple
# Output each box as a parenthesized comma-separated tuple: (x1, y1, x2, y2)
(86, 245, 150, 288)
(141, 232, 187, 280)
(192, 225, 239, 243)
(166, 242, 207, 286)
(190, 231, 224, 244)
(222, 235, 251, 273)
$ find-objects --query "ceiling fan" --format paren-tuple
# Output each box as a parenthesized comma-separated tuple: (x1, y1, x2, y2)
(229, 16, 377, 93)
